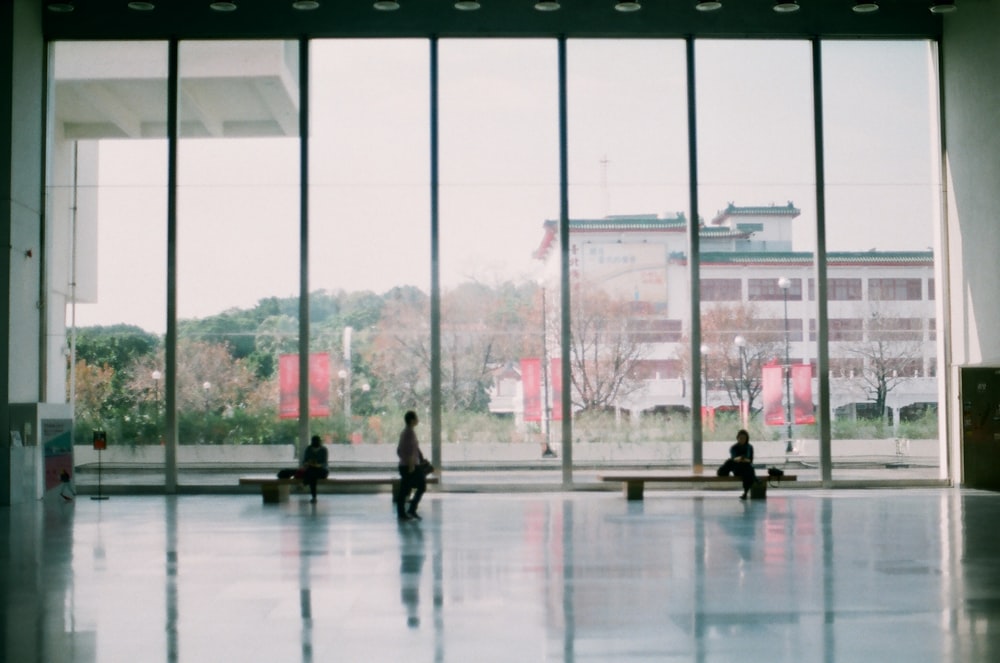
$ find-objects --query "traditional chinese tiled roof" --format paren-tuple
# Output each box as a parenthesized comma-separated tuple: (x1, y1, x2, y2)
(535, 215, 687, 259)
(700, 226, 751, 238)
(711, 201, 800, 226)
(541, 215, 687, 233)
(698, 251, 815, 266)
(689, 250, 933, 266)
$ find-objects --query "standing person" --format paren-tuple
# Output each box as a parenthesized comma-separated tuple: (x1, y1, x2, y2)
(301, 434, 329, 503)
(396, 410, 426, 521)
(718, 429, 757, 500)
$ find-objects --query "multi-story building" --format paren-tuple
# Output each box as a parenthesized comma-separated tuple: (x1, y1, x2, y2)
(533, 203, 937, 426)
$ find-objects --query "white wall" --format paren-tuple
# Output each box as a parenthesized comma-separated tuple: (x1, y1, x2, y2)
(943, 4, 1000, 367)
(942, 3, 1000, 484)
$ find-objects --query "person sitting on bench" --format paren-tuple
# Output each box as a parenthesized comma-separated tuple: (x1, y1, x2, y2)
(717, 429, 757, 500)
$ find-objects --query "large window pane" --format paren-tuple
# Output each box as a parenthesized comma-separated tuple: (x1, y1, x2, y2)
(566, 40, 690, 467)
(696, 41, 818, 474)
(309, 40, 430, 457)
(51, 42, 169, 486)
(439, 40, 559, 469)
(177, 41, 300, 471)
(822, 41, 942, 479)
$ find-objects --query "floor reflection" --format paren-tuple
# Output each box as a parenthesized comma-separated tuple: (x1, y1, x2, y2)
(2, 490, 1000, 661)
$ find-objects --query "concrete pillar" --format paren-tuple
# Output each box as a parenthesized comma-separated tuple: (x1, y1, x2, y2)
(1, 0, 45, 505)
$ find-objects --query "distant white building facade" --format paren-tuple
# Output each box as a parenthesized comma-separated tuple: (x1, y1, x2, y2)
(529, 203, 937, 425)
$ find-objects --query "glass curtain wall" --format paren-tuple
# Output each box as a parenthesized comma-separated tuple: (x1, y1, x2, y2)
(308, 40, 431, 458)
(695, 41, 818, 473)
(46, 36, 946, 488)
(437, 40, 560, 469)
(50, 42, 169, 485)
(565, 40, 690, 467)
(176, 41, 301, 470)
(821, 41, 943, 479)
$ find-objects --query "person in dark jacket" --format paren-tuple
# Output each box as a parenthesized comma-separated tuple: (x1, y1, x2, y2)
(717, 429, 757, 500)
(301, 435, 329, 503)
(396, 410, 426, 521)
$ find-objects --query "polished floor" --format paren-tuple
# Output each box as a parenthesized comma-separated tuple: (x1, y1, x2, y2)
(3, 488, 1000, 662)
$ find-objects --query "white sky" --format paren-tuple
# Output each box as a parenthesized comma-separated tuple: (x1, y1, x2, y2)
(68, 39, 939, 334)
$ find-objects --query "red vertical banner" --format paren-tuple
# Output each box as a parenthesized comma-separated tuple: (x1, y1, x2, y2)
(762, 363, 785, 426)
(521, 358, 542, 422)
(701, 406, 716, 431)
(280, 353, 332, 419)
(279, 354, 299, 419)
(792, 364, 815, 424)
(309, 352, 331, 418)
(550, 358, 562, 420)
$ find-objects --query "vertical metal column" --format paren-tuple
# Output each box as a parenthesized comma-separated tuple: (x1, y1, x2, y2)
(297, 39, 311, 461)
(429, 38, 442, 474)
(165, 40, 179, 493)
(933, 39, 955, 484)
(557, 37, 573, 487)
(811, 39, 832, 485)
(685, 37, 705, 473)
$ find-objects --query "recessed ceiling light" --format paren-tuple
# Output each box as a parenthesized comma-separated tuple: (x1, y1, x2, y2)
(695, 1, 722, 11)
(614, 0, 641, 12)
(929, 0, 957, 13)
(852, 1, 878, 12)
(292, 0, 320, 8)
(535, 0, 560, 10)
(128, 1, 156, 9)
(47, 2, 75, 12)
(209, 1, 238, 11)
(773, 1, 799, 12)
(454, 0, 481, 9)
(373, 0, 400, 9)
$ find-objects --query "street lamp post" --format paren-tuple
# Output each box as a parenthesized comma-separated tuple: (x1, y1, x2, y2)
(338, 369, 351, 423)
(202, 381, 211, 414)
(734, 335, 746, 428)
(778, 277, 794, 453)
(541, 285, 552, 455)
(152, 369, 162, 413)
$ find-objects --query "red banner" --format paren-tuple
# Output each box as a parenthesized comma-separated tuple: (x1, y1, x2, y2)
(550, 358, 562, 421)
(762, 363, 785, 426)
(521, 358, 542, 422)
(701, 406, 716, 431)
(792, 364, 815, 424)
(279, 353, 331, 419)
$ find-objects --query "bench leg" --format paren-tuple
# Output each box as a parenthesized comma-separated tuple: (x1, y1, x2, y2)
(624, 480, 644, 501)
(261, 484, 290, 504)
(749, 481, 767, 499)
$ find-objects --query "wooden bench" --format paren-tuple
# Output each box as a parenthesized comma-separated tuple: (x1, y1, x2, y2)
(599, 472, 797, 501)
(239, 474, 438, 504)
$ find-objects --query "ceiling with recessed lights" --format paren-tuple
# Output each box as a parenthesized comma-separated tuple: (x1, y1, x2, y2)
(44, 0, 950, 41)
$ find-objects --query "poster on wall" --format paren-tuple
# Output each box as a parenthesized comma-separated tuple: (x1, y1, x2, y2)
(43, 419, 74, 492)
